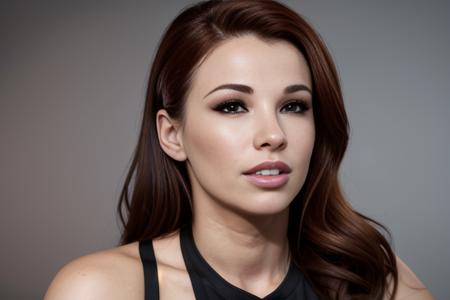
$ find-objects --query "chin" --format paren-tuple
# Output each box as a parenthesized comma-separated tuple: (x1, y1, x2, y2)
(228, 195, 293, 218)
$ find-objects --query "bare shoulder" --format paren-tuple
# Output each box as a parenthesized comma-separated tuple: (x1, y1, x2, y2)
(384, 255, 435, 300)
(44, 242, 143, 300)
(44, 230, 194, 300)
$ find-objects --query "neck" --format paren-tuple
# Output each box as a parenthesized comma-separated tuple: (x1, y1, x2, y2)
(191, 204, 291, 295)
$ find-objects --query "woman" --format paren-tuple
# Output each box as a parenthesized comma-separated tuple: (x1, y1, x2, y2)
(45, 1, 434, 299)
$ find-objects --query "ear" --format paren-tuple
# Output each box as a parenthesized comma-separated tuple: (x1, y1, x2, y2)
(156, 109, 187, 161)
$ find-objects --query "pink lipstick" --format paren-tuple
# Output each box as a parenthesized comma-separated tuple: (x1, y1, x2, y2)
(243, 161, 291, 188)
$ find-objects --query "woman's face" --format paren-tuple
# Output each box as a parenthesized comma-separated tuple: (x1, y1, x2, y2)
(178, 34, 315, 217)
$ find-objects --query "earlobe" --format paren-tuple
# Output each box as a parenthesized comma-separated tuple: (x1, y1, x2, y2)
(156, 109, 187, 161)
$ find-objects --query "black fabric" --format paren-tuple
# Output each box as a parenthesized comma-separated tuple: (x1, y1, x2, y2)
(139, 239, 159, 300)
(179, 225, 319, 300)
(139, 225, 319, 300)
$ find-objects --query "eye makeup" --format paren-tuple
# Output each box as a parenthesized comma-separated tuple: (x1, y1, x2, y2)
(212, 99, 311, 115)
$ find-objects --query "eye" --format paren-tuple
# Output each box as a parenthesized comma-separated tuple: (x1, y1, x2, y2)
(280, 100, 310, 114)
(213, 100, 247, 114)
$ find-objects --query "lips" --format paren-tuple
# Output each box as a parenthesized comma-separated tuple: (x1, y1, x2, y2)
(242, 161, 291, 188)
(243, 161, 291, 175)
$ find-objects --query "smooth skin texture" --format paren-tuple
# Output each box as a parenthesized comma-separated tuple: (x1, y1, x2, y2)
(158, 34, 315, 296)
(45, 35, 434, 299)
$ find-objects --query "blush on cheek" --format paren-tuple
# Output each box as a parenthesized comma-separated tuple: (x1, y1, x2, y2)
(185, 119, 221, 164)
(186, 116, 247, 181)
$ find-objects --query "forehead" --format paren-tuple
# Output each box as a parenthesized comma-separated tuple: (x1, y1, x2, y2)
(188, 34, 312, 96)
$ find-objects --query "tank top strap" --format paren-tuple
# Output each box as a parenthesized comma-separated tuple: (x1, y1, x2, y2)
(139, 239, 160, 300)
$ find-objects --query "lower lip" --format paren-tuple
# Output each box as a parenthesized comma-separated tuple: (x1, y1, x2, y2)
(243, 173, 289, 188)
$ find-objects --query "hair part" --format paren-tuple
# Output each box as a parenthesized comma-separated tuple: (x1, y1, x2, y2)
(117, 1, 398, 299)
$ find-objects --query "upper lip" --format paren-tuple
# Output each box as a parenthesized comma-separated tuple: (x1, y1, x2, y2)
(243, 161, 292, 175)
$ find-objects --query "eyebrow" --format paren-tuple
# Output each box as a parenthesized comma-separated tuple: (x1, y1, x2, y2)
(203, 83, 312, 99)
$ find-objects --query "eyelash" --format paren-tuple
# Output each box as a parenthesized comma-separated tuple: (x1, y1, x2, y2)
(213, 99, 311, 115)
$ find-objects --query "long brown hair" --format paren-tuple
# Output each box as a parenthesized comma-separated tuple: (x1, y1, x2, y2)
(117, 1, 398, 299)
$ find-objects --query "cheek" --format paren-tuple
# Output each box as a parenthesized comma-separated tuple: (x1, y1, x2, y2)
(183, 115, 247, 171)
(301, 123, 315, 153)
(286, 120, 315, 163)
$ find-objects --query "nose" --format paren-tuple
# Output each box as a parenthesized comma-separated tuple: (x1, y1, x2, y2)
(253, 113, 287, 151)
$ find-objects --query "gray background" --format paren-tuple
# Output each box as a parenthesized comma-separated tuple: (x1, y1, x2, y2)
(1, 0, 448, 299)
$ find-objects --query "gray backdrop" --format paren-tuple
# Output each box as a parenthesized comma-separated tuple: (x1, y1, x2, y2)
(1, 0, 449, 299)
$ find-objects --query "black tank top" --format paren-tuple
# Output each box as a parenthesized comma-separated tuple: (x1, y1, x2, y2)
(139, 225, 319, 300)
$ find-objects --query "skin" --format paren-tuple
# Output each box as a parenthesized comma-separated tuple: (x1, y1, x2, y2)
(158, 34, 315, 296)
(44, 35, 435, 300)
